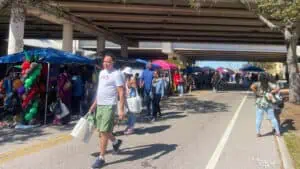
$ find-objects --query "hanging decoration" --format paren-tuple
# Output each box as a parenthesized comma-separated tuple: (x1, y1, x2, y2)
(19, 51, 42, 123)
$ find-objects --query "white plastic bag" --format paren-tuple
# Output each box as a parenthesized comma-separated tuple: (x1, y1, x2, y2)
(70, 113, 95, 143)
(56, 100, 70, 119)
(126, 93, 142, 113)
(116, 101, 128, 116)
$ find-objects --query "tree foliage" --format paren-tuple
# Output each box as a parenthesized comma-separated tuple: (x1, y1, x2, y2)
(250, 62, 277, 72)
(255, 0, 300, 25)
(0, 0, 64, 20)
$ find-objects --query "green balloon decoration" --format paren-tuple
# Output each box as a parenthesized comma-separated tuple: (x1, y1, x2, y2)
(29, 107, 38, 115)
(24, 84, 28, 90)
(33, 100, 39, 108)
(25, 79, 30, 85)
(24, 113, 33, 122)
(21, 55, 43, 123)
(24, 101, 39, 122)
(28, 78, 33, 85)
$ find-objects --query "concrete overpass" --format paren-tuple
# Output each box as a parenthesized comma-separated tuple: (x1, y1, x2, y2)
(0, 0, 299, 62)
(77, 41, 289, 62)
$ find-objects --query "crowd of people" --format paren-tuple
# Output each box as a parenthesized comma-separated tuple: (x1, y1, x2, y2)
(83, 53, 287, 169)
(0, 50, 289, 169)
(86, 53, 201, 169)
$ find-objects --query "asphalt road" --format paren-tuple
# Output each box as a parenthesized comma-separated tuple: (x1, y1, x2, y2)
(0, 91, 281, 169)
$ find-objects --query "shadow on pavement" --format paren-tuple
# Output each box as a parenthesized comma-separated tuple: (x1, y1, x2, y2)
(92, 144, 177, 166)
(183, 98, 229, 114)
(48, 122, 77, 131)
(158, 114, 187, 121)
(113, 125, 171, 136)
(0, 128, 49, 146)
(261, 131, 275, 137)
(135, 111, 186, 124)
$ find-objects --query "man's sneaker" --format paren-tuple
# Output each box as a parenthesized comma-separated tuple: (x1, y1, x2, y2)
(91, 158, 105, 169)
(112, 139, 122, 153)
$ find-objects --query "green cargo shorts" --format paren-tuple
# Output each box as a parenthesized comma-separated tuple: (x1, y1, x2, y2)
(96, 105, 116, 132)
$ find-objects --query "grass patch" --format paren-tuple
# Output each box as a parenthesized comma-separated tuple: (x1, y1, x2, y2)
(284, 132, 300, 169)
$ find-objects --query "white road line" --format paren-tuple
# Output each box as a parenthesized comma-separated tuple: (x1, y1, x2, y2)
(204, 94, 248, 169)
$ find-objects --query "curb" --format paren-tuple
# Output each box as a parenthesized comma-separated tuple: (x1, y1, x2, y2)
(276, 135, 295, 169)
(0, 133, 72, 165)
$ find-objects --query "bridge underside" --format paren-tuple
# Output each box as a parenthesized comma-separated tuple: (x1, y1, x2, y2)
(175, 49, 286, 62)
(83, 47, 286, 62)
(0, 0, 297, 62)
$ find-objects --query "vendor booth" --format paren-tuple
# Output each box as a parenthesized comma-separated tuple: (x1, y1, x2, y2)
(0, 48, 95, 126)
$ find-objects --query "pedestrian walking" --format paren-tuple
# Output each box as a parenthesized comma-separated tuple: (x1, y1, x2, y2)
(140, 63, 154, 117)
(250, 73, 281, 137)
(176, 72, 184, 97)
(122, 67, 137, 135)
(88, 53, 125, 169)
(186, 74, 194, 93)
(151, 70, 165, 121)
(211, 71, 220, 92)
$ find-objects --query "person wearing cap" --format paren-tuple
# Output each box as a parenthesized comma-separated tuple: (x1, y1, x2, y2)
(122, 67, 137, 135)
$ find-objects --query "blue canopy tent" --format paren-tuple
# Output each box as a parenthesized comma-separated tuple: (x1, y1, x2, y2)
(240, 65, 264, 72)
(0, 48, 95, 65)
(0, 48, 95, 124)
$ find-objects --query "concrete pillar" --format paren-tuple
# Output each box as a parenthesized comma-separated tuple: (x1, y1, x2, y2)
(62, 23, 73, 52)
(121, 41, 128, 58)
(7, 4, 25, 54)
(73, 40, 80, 54)
(97, 35, 105, 56)
(162, 42, 173, 54)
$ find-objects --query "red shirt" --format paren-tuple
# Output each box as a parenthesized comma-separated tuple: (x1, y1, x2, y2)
(174, 73, 180, 86)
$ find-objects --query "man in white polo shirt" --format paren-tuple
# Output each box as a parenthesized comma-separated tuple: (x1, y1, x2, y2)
(88, 52, 125, 169)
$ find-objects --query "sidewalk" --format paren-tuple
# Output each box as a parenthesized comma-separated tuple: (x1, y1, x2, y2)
(0, 121, 77, 154)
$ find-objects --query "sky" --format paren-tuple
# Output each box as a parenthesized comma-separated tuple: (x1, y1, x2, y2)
(197, 61, 247, 70)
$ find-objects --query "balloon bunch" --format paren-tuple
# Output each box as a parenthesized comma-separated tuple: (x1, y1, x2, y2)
(19, 52, 42, 123)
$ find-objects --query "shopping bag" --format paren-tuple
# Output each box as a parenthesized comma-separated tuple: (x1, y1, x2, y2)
(56, 100, 70, 119)
(70, 113, 95, 143)
(49, 100, 61, 115)
(126, 91, 142, 113)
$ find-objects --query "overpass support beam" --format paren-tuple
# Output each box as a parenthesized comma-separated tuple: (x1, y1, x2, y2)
(62, 23, 73, 52)
(97, 35, 105, 56)
(7, 3, 25, 54)
(162, 42, 173, 54)
(121, 40, 128, 58)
